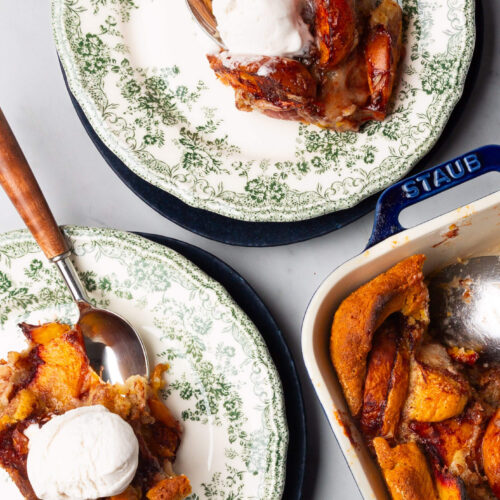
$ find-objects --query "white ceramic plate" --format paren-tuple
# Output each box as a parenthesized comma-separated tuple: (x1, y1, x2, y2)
(0, 227, 287, 500)
(52, 0, 475, 222)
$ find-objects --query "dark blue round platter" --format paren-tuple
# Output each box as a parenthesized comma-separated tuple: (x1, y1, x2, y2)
(138, 232, 306, 499)
(62, 1, 482, 247)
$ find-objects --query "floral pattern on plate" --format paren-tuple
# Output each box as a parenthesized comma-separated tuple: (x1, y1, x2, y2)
(0, 227, 287, 499)
(53, 0, 474, 221)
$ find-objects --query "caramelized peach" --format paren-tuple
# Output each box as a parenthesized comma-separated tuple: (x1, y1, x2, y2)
(30, 329, 92, 410)
(404, 359, 469, 422)
(314, 0, 357, 70)
(146, 475, 192, 500)
(361, 317, 409, 439)
(365, 0, 403, 119)
(0, 389, 37, 432)
(146, 397, 182, 460)
(432, 463, 468, 500)
(331, 255, 428, 416)
(381, 343, 410, 439)
(21, 322, 71, 345)
(373, 437, 438, 500)
(361, 320, 399, 437)
(410, 402, 487, 494)
(207, 53, 317, 120)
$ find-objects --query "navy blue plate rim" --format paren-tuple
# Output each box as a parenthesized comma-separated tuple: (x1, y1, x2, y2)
(137, 232, 307, 499)
(62, 0, 482, 247)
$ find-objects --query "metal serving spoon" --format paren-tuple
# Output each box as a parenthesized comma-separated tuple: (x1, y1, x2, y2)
(185, 0, 226, 48)
(0, 109, 149, 384)
(429, 256, 500, 358)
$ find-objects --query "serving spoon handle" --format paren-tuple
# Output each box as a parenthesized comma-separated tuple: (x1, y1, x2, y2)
(0, 109, 89, 305)
(0, 109, 70, 261)
(0, 109, 149, 382)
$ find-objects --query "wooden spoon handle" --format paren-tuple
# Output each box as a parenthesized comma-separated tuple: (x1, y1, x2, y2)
(0, 109, 70, 260)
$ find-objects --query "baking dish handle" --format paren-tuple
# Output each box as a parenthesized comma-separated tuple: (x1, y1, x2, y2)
(367, 145, 500, 248)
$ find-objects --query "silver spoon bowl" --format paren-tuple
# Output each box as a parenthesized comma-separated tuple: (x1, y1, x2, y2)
(56, 256, 149, 383)
(429, 255, 500, 358)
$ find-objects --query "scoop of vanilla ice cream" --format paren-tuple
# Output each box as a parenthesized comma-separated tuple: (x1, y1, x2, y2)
(212, 0, 312, 56)
(25, 405, 139, 500)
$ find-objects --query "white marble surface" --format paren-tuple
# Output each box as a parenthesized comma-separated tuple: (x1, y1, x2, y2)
(1, 1, 499, 498)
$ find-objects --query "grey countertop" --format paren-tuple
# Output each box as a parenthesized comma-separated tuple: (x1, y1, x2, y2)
(1, 1, 500, 498)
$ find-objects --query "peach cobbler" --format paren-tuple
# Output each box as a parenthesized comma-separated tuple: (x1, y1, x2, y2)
(0, 322, 191, 500)
(331, 256, 500, 499)
(208, 0, 403, 131)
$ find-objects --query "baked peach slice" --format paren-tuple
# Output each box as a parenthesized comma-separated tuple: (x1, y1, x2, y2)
(432, 462, 468, 500)
(206, 54, 317, 121)
(361, 316, 409, 439)
(28, 327, 95, 411)
(410, 402, 487, 492)
(0, 323, 98, 414)
(483, 409, 500, 497)
(23, 322, 71, 345)
(404, 344, 469, 422)
(0, 389, 38, 432)
(331, 255, 428, 417)
(373, 437, 438, 500)
(314, 0, 357, 70)
(146, 475, 192, 500)
(424, 441, 469, 500)
(364, 0, 403, 119)
(404, 364, 468, 423)
(361, 319, 399, 437)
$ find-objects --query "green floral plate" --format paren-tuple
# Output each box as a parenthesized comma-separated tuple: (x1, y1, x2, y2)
(52, 0, 475, 222)
(0, 227, 287, 499)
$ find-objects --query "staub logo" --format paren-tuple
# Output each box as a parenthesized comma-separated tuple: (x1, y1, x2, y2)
(402, 154, 482, 199)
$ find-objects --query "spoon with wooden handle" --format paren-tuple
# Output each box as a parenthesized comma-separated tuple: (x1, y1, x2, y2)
(0, 108, 149, 383)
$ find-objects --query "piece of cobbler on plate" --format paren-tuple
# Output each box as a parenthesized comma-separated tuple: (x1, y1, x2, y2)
(0, 322, 191, 500)
(208, 0, 403, 131)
